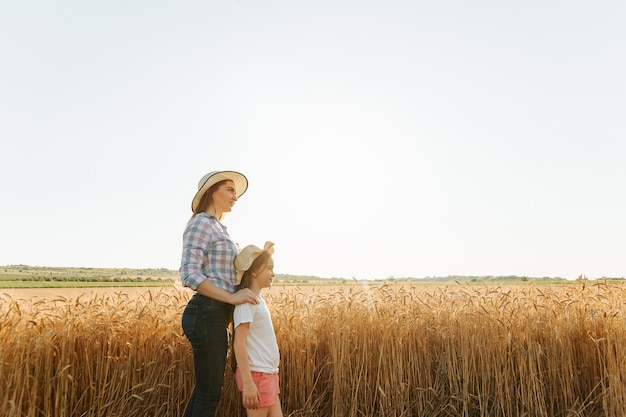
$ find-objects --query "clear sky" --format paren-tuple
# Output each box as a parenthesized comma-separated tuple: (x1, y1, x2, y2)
(2, 1, 625, 280)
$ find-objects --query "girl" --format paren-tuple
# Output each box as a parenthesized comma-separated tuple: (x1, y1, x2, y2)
(233, 242, 283, 417)
(180, 170, 259, 417)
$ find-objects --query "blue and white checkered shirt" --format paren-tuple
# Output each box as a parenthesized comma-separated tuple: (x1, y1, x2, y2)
(179, 213, 239, 293)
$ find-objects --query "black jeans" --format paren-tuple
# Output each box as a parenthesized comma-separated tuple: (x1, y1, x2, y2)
(181, 293, 234, 417)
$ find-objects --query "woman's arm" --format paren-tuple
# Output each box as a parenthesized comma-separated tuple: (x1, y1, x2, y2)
(195, 280, 258, 305)
(180, 216, 258, 305)
(234, 323, 260, 409)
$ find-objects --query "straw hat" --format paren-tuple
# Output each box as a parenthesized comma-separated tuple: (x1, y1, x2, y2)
(234, 241, 275, 285)
(191, 170, 248, 212)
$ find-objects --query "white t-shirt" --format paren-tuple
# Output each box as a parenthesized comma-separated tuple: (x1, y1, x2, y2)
(233, 296, 280, 374)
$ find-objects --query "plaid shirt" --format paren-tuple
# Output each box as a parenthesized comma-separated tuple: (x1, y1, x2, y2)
(179, 213, 239, 293)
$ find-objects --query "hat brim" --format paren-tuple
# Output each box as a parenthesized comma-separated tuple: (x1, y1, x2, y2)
(235, 246, 264, 285)
(191, 171, 248, 212)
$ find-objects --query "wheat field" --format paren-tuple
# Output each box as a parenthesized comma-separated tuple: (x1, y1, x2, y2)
(1, 282, 625, 417)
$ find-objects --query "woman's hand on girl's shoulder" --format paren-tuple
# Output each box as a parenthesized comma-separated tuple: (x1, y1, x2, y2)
(231, 288, 259, 305)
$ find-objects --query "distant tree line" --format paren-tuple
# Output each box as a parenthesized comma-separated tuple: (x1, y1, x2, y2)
(12, 275, 175, 283)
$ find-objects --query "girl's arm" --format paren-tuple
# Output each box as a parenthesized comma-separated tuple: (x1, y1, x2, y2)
(234, 323, 260, 409)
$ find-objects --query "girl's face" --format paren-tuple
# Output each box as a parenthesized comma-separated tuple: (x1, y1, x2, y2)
(211, 180, 238, 214)
(253, 257, 275, 289)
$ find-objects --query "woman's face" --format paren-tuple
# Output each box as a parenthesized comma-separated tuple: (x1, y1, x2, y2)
(211, 180, 238, 214)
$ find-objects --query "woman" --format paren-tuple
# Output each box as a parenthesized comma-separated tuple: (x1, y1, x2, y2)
(180, 170, 259, 417)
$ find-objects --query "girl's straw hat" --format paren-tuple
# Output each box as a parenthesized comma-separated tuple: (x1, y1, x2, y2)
(234, 241, 274, 285)
(191, 170, 248, 212)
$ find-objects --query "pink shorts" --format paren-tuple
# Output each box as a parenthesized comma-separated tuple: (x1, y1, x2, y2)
(235, 369, 280, 408)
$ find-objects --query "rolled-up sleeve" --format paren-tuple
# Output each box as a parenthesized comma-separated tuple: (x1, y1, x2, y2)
(179, 216, 212, 290)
